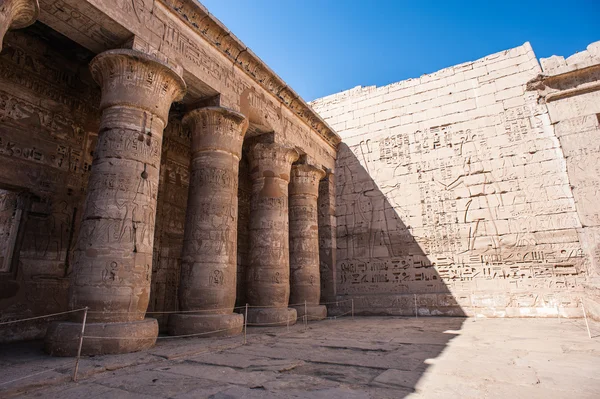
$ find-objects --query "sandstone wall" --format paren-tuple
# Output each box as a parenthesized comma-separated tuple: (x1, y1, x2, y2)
(148, 116, 189, 329)
(0, 25, 99, 340)
(311, 43, 591, 317)
(534, 42, 600, 319)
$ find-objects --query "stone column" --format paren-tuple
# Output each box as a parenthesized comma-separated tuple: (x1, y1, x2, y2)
(45, 49, 186, 356)
(289, 163, 327, 320)
(318, 172, 337, 305)
(168, 107, 248, 337)
(0, 0, 38, 50)
(246, 143, 299, 325)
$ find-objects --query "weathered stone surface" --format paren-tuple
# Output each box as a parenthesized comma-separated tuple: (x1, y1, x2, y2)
(168, 313, 244, 338)
(310, 42, 592, 317)
(245, 142, 299, 326)
(5, 317, 600, 398)
(0, 0, 339, 344)
(169, 107, 248, 337)
(0, 0, 38, 50)
(533, 46, 600, 320)
(289, 163, 327, 320)
(45, 49, 186, 355)
(318, 172, 337, 305)
(44, 318, 158, 357)
(4, 0, 600, 355)
(0, 24, 100, 343)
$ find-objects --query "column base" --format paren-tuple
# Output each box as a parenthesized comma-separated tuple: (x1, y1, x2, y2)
(168, 313, 244, 338)
(44, 318, 158, 357)
(246, 307, 297, 327)
(292, 304, 327, 321)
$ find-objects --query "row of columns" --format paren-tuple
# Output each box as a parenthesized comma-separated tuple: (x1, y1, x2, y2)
(1, 0, 332, 355)
(1, 39, 332, 355)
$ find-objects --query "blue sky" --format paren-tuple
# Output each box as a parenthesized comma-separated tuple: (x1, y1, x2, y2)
(201, 1, 600, 101)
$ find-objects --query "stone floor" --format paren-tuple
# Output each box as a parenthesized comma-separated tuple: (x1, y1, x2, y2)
(1, 316, 599, 398)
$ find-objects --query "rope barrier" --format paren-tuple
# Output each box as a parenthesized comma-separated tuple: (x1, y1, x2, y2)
(84, 326, 242, 340)
(0, 308, 87, 326)
(319, 299, 354, 306)
(19, 300, 355, 319)
(0, 367, 66, 387)
(246, 320, 296, 326)
(328, 309, 354, 318)
(87, 306, 247, 315)
(0, 302, 355, 390)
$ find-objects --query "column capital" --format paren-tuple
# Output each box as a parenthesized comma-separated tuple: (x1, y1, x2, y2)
(247, 142, 299, 182)
(321, 167, 334, 179)
(183, 106, 248, 159)
(0, 0, 39, 50)
(290, 163, 326, 197)
(90, 49, 186, 125)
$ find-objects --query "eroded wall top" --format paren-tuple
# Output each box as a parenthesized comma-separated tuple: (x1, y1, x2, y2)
(540, 41, 600, 76)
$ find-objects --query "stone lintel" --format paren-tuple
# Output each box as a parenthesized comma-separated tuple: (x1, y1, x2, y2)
(158, 0, 341, 149)
(527, 63, 600, 104)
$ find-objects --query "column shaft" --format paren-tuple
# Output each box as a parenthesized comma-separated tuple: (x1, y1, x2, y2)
(168, 107, 248, 337)
(289, 164, 327, 320)
(246, 143, 298, 326)
(45, 49, 185, 356)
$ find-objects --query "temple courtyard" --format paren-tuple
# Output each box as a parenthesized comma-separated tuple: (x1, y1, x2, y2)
(1, 316, 599, 398)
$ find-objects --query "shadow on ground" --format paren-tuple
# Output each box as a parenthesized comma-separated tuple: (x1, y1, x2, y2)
(0, 317, 465, 398)
(3, 317, 600, 398)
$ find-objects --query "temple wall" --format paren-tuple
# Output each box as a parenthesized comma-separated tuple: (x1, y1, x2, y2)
(0, 26, 99, 340)
(311, 42, 596, 317)
(148, 117, 189, 329)
(535, 42, 600, 319)
(1, 0, 338, 346)
(38, 0, 337, 171)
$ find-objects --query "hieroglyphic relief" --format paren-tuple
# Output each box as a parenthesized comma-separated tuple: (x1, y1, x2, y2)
(149, 117, 190, 325)
(0, 26, 99, 329)
(336, 117, 586, 298)
(319, 47, 588, 312)
(39, 0, 337, 167)
(536, 56, 600, 280)
(0, 190, 20, 273)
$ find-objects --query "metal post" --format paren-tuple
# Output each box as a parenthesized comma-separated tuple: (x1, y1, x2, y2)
(72, 307, 88, 382)
(243, 303, 248, 345)
(304, 300, 308, 330)
(581, 299, 592, 339)
(414, 294, 418, 318)
(351, 299, 354, 320)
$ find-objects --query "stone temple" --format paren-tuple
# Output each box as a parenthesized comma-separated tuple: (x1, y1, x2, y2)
(0, 0, 599, 359)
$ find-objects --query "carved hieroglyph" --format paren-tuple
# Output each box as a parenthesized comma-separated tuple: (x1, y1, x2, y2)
(289, 163, 327, 320)
(0, 0, 39, 50)
(311, 43, 587, 317)
(168, 107, 248, 337)
(246, 142, 299, 325)
(318, 173, 337, 304)
(45, 49, 186, 356)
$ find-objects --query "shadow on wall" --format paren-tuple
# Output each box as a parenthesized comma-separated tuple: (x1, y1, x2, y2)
(334, 143, 467, 318)
(330, 144, 466, 397)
